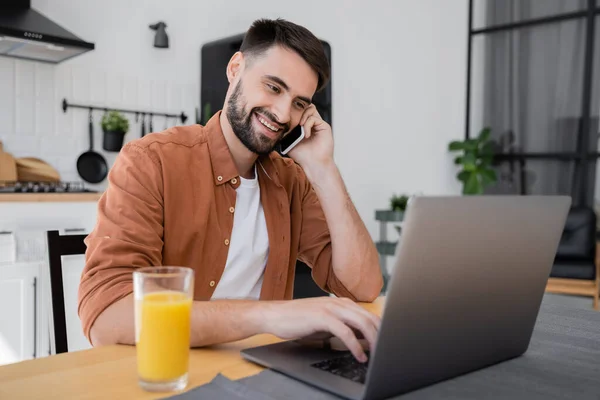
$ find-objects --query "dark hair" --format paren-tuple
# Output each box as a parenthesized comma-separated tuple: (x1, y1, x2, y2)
(240, 18, 330, 92)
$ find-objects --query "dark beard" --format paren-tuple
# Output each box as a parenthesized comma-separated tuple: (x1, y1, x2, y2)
(225, 80, 288, 155)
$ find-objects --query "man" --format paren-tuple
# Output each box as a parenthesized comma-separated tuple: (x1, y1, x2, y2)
(78, 18, 383, 363)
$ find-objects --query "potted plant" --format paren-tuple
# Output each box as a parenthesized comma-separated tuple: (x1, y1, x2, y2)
(448, 127, 498, 194)
(390, 193, 410, 234)
(375, 193, 408, 226)
(101, 111, 130, 151)
(390, 194, 409, 213)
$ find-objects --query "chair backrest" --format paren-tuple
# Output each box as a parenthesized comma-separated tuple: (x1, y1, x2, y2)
(46, 230, 87, 354)
(555, 207, 596, 261)
(293, 261, 328, 299)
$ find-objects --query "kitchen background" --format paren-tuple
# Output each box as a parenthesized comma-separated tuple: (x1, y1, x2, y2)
(0, 0, 470, 366)
(0, 0, 467, 212)
(2, 0, 599, 367)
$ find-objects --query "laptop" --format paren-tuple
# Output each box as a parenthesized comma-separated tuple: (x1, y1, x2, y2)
(241, 196, 571, 400)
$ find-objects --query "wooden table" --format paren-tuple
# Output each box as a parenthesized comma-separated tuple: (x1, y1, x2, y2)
(0, 298, 385, 399)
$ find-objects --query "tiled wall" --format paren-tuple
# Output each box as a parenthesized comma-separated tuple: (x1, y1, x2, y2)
(0, 57, 196, 191)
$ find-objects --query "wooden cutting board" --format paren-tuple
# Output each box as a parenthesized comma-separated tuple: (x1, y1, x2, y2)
(15, 157, 61, 182)
(0, 141, 18, 183)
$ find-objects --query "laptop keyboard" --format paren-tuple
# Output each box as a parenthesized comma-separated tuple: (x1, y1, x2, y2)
(311, 352, 370, 384)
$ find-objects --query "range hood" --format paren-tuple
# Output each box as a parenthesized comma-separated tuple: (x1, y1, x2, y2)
(0, 0, 94, 63)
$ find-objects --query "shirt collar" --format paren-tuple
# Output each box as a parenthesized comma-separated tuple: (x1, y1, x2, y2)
(205, 111, 241, 186)
(205, 110, 282, 188)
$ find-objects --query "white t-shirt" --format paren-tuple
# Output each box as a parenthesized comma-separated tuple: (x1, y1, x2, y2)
(210, 168, 269, 300)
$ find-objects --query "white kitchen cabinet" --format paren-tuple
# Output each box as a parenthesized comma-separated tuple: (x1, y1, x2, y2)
(0, 263, 41, 366)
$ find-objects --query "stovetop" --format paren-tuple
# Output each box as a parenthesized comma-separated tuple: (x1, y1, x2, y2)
(0, 181, 97, 193)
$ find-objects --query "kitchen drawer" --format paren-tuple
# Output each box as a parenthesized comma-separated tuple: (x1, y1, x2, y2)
(0, 202, 98, 233)
(0, 202, 96, 264)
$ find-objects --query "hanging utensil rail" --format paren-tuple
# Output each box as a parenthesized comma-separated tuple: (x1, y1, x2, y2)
(61, 98, 188, 124)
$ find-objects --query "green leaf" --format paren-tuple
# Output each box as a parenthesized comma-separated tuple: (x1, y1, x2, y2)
(478, 127, 491, 142)
(203, 102, 212, 125)
(462, 153, 476, 171)
(448, 141, 466, 151)
(481, 142, 495, 156)
(457, 171, 470, 182)
(480, 155, 493, 166)
(462, 153, 476, 163)
(390, 194, 409, 211)
(101, 110, 129, 133)
(480, 168, 497, 186)
(454, 156, 463, 165)
(464, 139, 479, 151)
(463, 173, 481, 195)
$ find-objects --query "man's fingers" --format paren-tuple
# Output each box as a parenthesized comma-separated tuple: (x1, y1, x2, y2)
(330, 304, 378, 352)
(339, 298, 382, 330)
(324, 317, 367, 363)
(302, 115, 319, 139)
(300, 104, 319, 125)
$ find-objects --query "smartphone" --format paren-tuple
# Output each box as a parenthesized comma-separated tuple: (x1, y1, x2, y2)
(279, 125, 305, 155)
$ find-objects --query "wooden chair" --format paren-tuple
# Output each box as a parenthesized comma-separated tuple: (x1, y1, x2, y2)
(545, 208, 599, 310)
(46, 230, 87, 354)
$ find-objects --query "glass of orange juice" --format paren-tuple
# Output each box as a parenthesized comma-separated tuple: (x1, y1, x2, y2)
(133, 266, 194, 392)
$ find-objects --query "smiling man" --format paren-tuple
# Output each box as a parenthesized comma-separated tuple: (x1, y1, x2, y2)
(78, 18, 383, 363)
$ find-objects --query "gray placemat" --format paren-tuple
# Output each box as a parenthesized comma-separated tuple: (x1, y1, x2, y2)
(163, 374, 278, 400)
(166, 302, 600, 400)
(239, 369, 342, 399)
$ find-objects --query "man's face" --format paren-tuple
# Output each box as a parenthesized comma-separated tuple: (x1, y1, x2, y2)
(225, 45, 318, 155)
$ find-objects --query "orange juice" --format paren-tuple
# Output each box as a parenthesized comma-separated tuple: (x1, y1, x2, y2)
(136, 291, 192, 382)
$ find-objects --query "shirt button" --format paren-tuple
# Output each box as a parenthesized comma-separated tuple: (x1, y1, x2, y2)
(229, 207, 235, 213)
(209, 280, 215, 287)
(217, 176, 223, 182)
(224, 239, 230, 245)
(231, 178, 238, 185)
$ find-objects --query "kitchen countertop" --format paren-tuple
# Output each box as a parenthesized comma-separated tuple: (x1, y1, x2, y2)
(0, 192, 103, 202)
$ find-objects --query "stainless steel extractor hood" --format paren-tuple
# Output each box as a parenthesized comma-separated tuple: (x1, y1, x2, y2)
(0, 0, 94, 63)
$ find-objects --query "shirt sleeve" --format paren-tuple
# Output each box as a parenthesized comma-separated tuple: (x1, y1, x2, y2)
(77, 143, 164, 341)
(295, 165, 358, 301)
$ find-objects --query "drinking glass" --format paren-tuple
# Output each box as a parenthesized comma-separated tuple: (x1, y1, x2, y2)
(133, 266, 194, 392)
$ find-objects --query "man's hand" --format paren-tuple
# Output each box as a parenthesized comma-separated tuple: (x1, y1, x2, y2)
(288, 104, 334, 171)
(259, 297, 380, 363)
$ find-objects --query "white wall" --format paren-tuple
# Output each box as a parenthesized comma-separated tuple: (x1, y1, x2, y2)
(0, 0, 467, 240)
